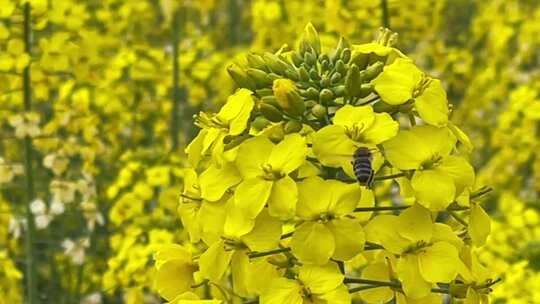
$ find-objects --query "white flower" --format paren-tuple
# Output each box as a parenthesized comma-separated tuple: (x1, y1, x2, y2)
(62, 238, 90, 265)
(30, 199, 47, 215)
(50, 198, 65, 215)
(81, 293, 102, 304)
(35, 214, 52, 229)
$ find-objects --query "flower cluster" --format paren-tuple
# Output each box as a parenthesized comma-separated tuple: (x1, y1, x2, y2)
(155, 24, 496, 303)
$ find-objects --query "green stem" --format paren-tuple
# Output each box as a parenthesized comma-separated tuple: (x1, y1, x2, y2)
(354, 206, 409, 212)
(449, 210, 468, 227)
(374, 173, 405, 181)
(381, 0, 390, 28)
(22, 3, 38, 304)
(408, 113, 416, 127)
(170, 11, 182, 150)
(345, 277, 451, 295)
(344, 277, 401, 288)
(280, 231, 293, 239)
(248, 247, 291, 258)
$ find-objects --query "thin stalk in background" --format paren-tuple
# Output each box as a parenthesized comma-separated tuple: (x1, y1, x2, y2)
(22, 2, 38, 304)
(170, 10, 182, 150)
(381, 0, 390, 29)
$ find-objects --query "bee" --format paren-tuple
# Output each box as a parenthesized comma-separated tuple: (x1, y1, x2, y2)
(352, 147, 375, 188)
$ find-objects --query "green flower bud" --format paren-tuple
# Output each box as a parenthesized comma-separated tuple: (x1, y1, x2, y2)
(345, 64, 364, 97)
(372, 100, 396, 113)
(263, 52, 290, 74)
(320, 75, 330, 87)
(332, 85, 346, 97)
(247, 68, 272, 87)
(268, 124, 285, 142)
(273, 79, 306, 117)
(364, 61, 384, 80)
(334, 37, 350, 60)
(309, 68, 320, 80)
(227, 64, 257, 90)
(259, 102, 283, 122)
(318, 53, 330, 64)
(321, 59, 330, 71)
(246, 53, 266, 69)
(301, 22, 321, 55)
(267, 73, 281, 82)
(284, 120, 303, 134)
(335, 59, 346, 75)
(358, 83, 374, 98)
(305, 87, 319, 99)
(341, 48, 351, 63)
(350, 52, 369, 70)
(298, 66, 310, 81)
(319, 88, 334, 104)
(284, 69, 300, 81)
(256, 88, 274, 97)
(311, 104, 327, 119)
(304, 51, 316, 66)
(291, 52, 304, 67)
(305, 100, 317, 108)
(261, 95, 281, 108)
(252, 116, 271, 130)
(330, 72, 342, 84)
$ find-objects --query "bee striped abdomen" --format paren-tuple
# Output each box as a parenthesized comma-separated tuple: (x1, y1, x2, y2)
(352, 147, 374, 188)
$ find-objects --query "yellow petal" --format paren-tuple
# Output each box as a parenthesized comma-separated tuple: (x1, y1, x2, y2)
(364, 215, 411, 254)
(297, 176, 333, 219)
(298, 263, 344, 294)
(383, 125, 456, 170)
(199, 162, 241, 202)
(245, 259, 281, 295)
(312, 124, 357, 168)
(359, 263, 393, 303)
(290, 222, 335, 265)
(217, 88, 255, 136)
(198, 201, 227, 245)
(448, 122, 473, 153)
(236, 136, 273, 178)
(231, 251, 250, 297)
(260, 278, 303, 304)
(397, 255, 432, 299)
(418, 241, 460, 283)
(241, 209, 282, 252)
(469, 204, 490, 246)
(154, 260, 195, 301)
(267, 176, 297, 219)
(332, 105, 375, 128)
(411, 170, 456, 211)
(267, 133, 308, 174)
(431, 223, 464, 250)
(198, 241, 233, 283)
(327, 218, 365, 261)
(178, 203, 201, 243)
(397, 204, 433, 243)
(372, 58, 423, 105)
(415, 79, 449, 127)
(313, 284, 351, 304)
(435, 155, 475, 197)
(154, 244, 192, 268)
(361, 112, 399, 144)
(234, 178, 273, 219)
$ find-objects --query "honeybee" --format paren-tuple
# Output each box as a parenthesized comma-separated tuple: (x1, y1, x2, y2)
(351, 147, 375, 188)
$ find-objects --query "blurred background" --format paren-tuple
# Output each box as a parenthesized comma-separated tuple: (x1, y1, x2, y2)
(1, 0, 540, 303)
